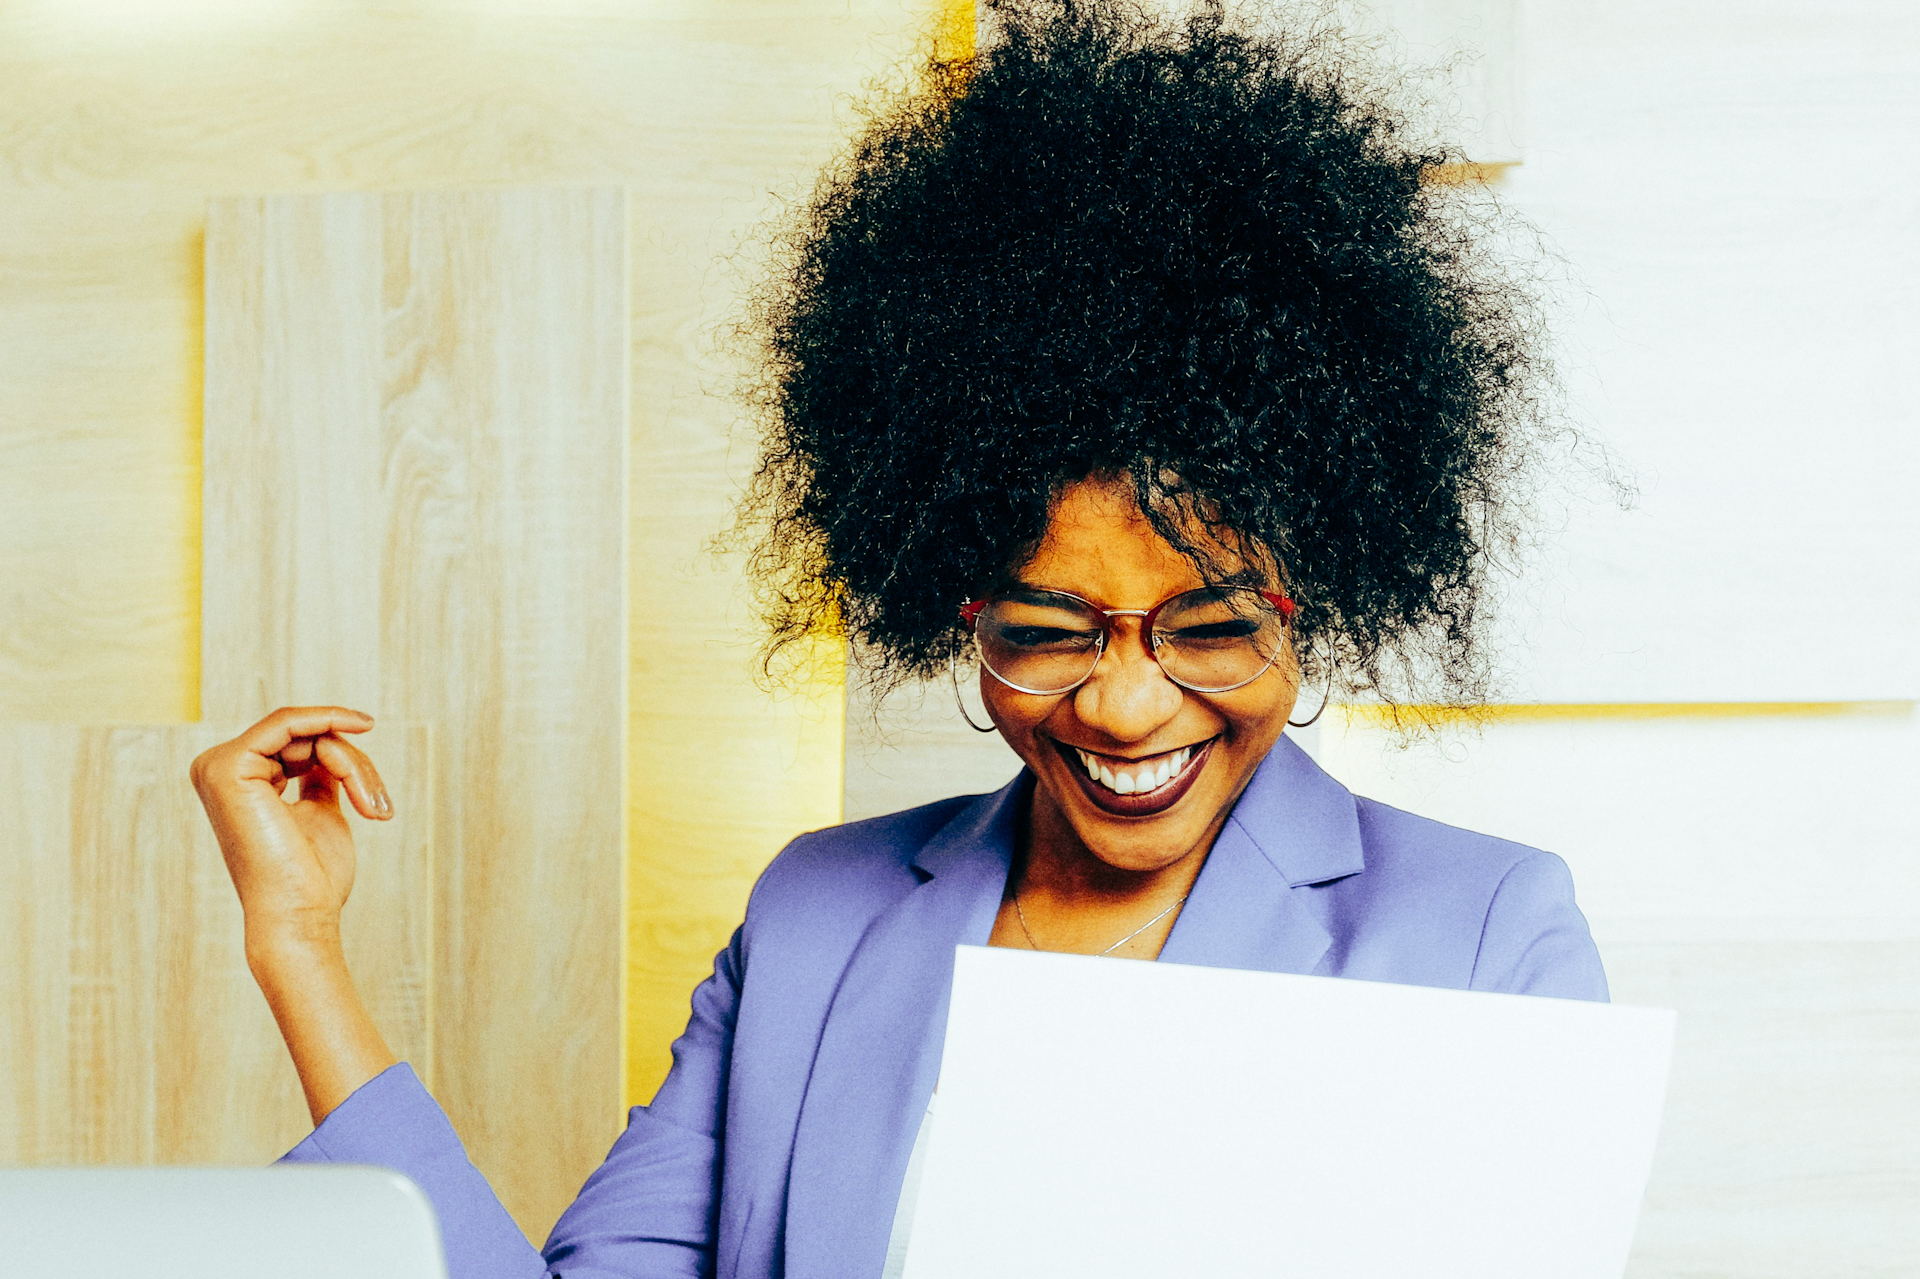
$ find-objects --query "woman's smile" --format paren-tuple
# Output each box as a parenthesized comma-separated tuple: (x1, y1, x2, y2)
(1049, 735, 1216, 816)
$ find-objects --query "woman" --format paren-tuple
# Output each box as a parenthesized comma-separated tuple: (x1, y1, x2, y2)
(191, 4, 1604, 1277)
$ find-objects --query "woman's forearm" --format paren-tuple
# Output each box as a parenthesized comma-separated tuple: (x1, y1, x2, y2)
(247, 927, 397, 1126)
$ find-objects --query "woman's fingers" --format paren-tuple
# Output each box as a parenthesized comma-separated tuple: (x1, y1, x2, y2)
(188, 707, 385, 944)
(237, 706, 374, 763)
(313, 732, 392, 820)
(192, 707, 384, 813)
(280, 735, 316, 778)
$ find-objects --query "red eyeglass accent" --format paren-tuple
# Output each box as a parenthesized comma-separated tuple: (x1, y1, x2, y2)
(958, 589, 1294, 629)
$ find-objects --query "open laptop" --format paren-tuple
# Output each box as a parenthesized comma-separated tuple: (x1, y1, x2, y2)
(0, 1165, 447, 1279)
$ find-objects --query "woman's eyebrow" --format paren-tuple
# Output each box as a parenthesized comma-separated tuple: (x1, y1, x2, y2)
(1000, 581, 1072, 601)
(997, 571, 1270, 599)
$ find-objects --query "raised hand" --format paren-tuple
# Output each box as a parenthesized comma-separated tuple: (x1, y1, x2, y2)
(191, 706, 392, 945)
(189, 706, 398, 1122)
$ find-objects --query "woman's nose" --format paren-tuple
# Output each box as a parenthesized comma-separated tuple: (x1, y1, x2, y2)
(1071, 623, 1183, 741)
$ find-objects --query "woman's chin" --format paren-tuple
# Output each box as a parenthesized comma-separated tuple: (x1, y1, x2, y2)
(1079, 838, 1206, 876)
(1046, 772, 1222, 874)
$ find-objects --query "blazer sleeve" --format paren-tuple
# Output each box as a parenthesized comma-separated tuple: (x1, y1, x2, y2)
(279, 927, 745, 1279)
(1467, 850, 1610, 1002)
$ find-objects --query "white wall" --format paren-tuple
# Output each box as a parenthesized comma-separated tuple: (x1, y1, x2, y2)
(1317, 707, 1920, 1276)
(1501, 0, 1920, 702)
(844, 673, 1023, 823)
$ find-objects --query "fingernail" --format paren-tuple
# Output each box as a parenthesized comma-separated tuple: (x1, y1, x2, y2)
(376, 789, 393, 816)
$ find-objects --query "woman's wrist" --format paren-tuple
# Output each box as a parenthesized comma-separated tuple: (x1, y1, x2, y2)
(244, 910, 345, 977)
(242, 917, 396, 1125)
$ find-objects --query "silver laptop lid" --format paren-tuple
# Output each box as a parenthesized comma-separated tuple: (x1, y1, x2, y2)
(0, 1166, 449, 1279)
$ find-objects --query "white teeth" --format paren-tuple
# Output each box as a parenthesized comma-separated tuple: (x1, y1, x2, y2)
(1073, 743, 1204, 796)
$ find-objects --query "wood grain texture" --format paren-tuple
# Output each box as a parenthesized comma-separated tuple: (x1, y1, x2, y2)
(202, 188, 627, 1239)
(0, 0, 934, 1120)
(0, 722, 431, 1166)
(0, 192, 204, 723)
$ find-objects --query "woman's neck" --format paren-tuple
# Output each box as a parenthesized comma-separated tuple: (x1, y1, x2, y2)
(1016, 787, 1222, 910)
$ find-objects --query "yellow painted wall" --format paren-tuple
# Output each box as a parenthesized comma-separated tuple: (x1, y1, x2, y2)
(0, 0, 968, 1109)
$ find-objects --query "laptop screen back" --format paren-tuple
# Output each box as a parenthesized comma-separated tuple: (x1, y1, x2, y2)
(0, 1165, 448, 1279)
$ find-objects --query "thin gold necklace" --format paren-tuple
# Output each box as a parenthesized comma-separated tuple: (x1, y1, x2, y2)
(1012, 887, 1190, 957)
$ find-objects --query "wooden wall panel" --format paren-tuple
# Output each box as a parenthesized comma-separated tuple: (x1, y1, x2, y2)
(0, 192, 204, 724)
(201, 189, 627, 1240)
(202, 196, 384, 715)
(0, 729, 75, 1162)
(0, 723, 431, 1166)
(0, 0, 932, 1114)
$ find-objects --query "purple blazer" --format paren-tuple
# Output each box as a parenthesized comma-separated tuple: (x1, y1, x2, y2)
(282, 736, 1607, 1278)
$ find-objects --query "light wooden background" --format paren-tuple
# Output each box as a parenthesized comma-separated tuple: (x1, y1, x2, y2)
(0, 0, 959, 1248)
(201, 187, 628, 1236)
(0, 723, 433, 1164)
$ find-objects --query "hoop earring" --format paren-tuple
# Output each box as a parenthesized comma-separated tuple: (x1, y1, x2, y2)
(1288, 654, 1334, 729)
(950, 649, 999, 733)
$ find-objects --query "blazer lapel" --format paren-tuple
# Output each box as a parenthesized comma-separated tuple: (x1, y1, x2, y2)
(1158, 734, 1364, 974)
(781, 774, 1027, 1279)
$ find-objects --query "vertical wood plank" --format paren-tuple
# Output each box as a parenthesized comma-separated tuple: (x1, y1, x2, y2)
(203, 195, 384, 715)
(202, 189, 627, 1239)
(0, 723, 431, 1166)
(0, 194, 204, 725)
(0, 728, 76, 1163)
(66, 728, 160, 1162)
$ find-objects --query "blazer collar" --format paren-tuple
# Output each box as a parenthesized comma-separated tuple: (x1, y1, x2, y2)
(1157, 734, 1363, 972)
(913, 769, 1030, 879)
(1225, 733, 1365, 887)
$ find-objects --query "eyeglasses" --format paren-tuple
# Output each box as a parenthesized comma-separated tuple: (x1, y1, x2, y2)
(959, 585, 1296, 696)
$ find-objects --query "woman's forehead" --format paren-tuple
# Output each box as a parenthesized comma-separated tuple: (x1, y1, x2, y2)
(1014, 478, 1268, 603)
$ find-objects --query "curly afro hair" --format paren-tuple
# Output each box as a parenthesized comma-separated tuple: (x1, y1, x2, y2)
(738, 0, 1553, 705)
